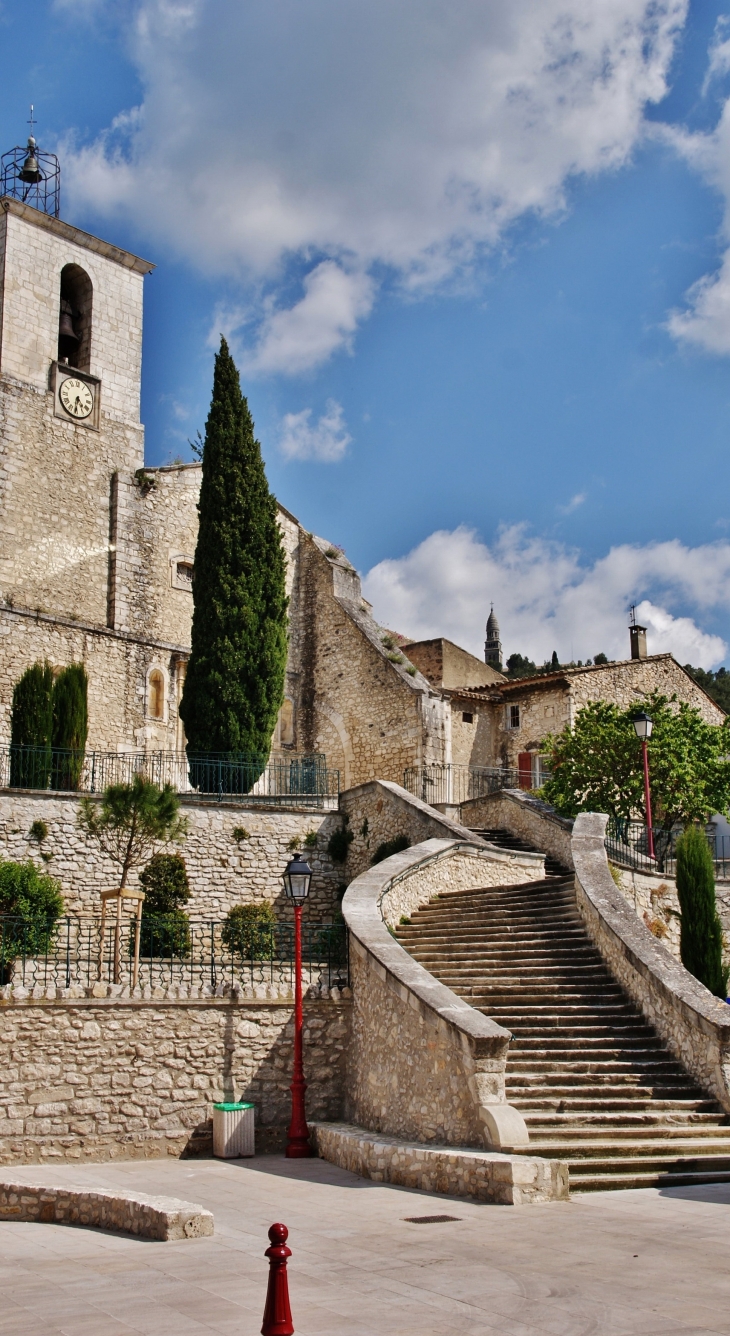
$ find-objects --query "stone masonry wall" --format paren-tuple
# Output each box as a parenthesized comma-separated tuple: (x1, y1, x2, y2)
(0, 790, 344, 919)
(0, 995, 350, 1164)
(0, 605, 182, 753)
(459, 790, 574, 870)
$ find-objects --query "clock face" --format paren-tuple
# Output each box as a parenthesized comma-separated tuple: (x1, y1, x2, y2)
(59, 377, 93, 420)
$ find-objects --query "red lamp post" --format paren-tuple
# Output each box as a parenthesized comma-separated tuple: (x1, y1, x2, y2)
(283, 852, 313, 1159)
(632, 711, 655, 861)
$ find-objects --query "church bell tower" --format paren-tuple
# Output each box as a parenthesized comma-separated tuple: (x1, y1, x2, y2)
(0, 118, 154, 627)
(485, 604, 503, 671)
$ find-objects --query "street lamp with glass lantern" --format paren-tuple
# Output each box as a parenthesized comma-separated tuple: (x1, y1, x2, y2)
(282, 852, 313, 1158)
(632, 712, 655, 860)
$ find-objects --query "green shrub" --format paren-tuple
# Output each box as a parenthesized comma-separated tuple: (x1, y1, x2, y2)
(29, 820, 48, 844)
(312, 912, 347, 967)
(135, 853, 191, 959)
(371, 835, 410, 865)
(327, 825, 354, 863)
(0, 859, 64, 983)
(222, 903, 277, 960)
(51, 664, 88, 790)
(676, 825, 728, 998)
(10, 662, 53, 788)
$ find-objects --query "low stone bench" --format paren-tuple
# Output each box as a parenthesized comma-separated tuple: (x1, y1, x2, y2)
(0, 1181, 214, 1240)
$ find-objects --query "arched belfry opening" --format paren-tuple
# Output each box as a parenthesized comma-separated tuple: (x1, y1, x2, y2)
(58, 264, 93, 371)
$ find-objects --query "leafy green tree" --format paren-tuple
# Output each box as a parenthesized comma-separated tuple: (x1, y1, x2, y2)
(51, 663, 88, 791)
(505, 653, 537, 679)
(683, 664, 730, 715)
(0, 859, 64, 983)
(10, 662, 53, 788)
(136, 852, 191, 958)
(78, 777, 187, 888)
(675, 825, 728, 999)
(593, 652, 609, 665)
(542, 692, 730, 830)
(222, 903, 277, 960)
(179, 338, 288, 787)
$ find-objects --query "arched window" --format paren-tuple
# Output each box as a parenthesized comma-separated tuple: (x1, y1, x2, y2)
(148, 670, 165, 720)
(58, 264, 93, 371)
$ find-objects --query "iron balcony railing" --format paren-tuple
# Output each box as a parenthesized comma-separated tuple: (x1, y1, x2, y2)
(0, 915, 349, 992)
(0, 747, 339, 806)
(605, 819, 730, 879)
(403, 763, 550, 806)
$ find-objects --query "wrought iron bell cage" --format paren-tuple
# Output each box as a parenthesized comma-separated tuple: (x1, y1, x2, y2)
(1, 139, 60, 217)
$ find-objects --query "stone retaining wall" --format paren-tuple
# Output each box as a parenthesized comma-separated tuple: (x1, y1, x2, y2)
(0, 1180, 213, 1239)
(342, 839, 536, 1153)
(572, 813, 730, 1112)
(0, 790, 343, 918)
(0, 995, 350, 1164)
(459, 790, 574, 870)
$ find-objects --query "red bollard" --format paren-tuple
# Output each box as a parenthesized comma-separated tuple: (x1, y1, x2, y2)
(261, 1222, 294, 1336)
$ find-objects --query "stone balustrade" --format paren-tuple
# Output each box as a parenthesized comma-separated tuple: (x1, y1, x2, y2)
(573, 812, 730, 1111)
(0, 1180, 213, 1238)
(341, 837, 542, 1152)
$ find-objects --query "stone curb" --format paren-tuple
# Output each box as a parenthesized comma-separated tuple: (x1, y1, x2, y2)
(0, 1180, 214, 1239)
(310, 1122, 569, 1206)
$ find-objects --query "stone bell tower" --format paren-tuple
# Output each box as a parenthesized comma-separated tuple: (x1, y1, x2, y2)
(0, 125, 154, 627)
(484, 603, 503, 670)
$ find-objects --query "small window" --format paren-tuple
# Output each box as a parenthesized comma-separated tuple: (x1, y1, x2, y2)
(176, 561, 194, 589)
(462, 712, 473, 724)
(58, 264, 93, 371)
(509, 704, 520, 730)
(148, 670, 165, 720)
(279, 698, 295, 747)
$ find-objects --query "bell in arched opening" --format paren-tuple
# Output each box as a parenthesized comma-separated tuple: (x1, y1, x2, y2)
(58, 299, 79, 361)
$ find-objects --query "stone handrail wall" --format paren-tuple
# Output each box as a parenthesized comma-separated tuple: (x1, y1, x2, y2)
(339, 779, 497, 882)
(342, 838, 538, 1152)
(572, 813, 730, 1111)
(459, 789, 574, 870)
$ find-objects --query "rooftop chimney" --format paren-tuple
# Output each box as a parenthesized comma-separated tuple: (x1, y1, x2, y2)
(629, 605, 647, 660)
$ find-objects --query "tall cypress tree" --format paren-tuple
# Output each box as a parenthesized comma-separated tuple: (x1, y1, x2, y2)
(10, 661, 54, 788)
(179, 339, 288, 785)
(51, 663, 89, 790)
(676, 824, 728, 999)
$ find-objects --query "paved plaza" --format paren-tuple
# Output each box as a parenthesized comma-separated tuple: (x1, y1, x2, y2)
(0, 1155, 729, 1335)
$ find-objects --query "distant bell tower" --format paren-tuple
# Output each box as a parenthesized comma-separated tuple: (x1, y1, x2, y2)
(485, 604, 503, 670)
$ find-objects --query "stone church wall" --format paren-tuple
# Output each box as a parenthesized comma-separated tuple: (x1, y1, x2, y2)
(0, 790, 344, 919)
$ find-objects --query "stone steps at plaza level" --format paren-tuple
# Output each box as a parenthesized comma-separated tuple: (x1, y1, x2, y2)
(395, 861, 730, 1193)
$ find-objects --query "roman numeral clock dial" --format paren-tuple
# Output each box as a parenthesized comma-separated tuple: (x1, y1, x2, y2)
(59, 377, 93, 420)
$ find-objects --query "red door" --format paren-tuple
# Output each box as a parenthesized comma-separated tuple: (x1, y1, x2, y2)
(517, 752, 532, 790)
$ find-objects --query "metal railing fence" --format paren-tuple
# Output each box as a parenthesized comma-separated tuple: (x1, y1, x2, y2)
(605, 819, 730, 879)
(0, 747, 339, 806)
(0, 915, 349, 992)
(402, 764, 549, 806)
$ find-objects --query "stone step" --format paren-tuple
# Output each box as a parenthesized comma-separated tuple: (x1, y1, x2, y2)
(514, 1097, 720, 1114)
(569, 1168, 730, 1192)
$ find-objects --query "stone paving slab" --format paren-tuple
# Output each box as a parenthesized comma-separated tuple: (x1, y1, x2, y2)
(0, 1157, 729, 1334)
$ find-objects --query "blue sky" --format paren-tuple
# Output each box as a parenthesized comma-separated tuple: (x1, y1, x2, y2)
(4, 0, 730, 666)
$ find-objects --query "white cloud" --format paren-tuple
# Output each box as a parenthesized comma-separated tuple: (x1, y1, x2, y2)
(557, 492, 586, 515)
(243, 265, 374, 376)
(61, 0, 687, 370)
(279, 400, 351, 463)
(362, 525, 728, 668)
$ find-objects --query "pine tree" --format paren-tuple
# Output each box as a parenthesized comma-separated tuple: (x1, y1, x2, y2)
(10, 661, 54, 788)
(179, 339, 288, 787)
(51, 663, 88, 790)
(675, 824, 728, 999)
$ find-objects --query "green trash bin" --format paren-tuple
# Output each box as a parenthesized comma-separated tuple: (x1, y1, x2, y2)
(212, 1101, 255, 1158)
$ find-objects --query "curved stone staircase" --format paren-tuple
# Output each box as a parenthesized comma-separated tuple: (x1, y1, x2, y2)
(395, 841, 730, 1192)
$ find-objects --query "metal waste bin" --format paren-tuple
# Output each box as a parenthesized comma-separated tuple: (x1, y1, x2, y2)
(212, 1101, 255, 1158)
